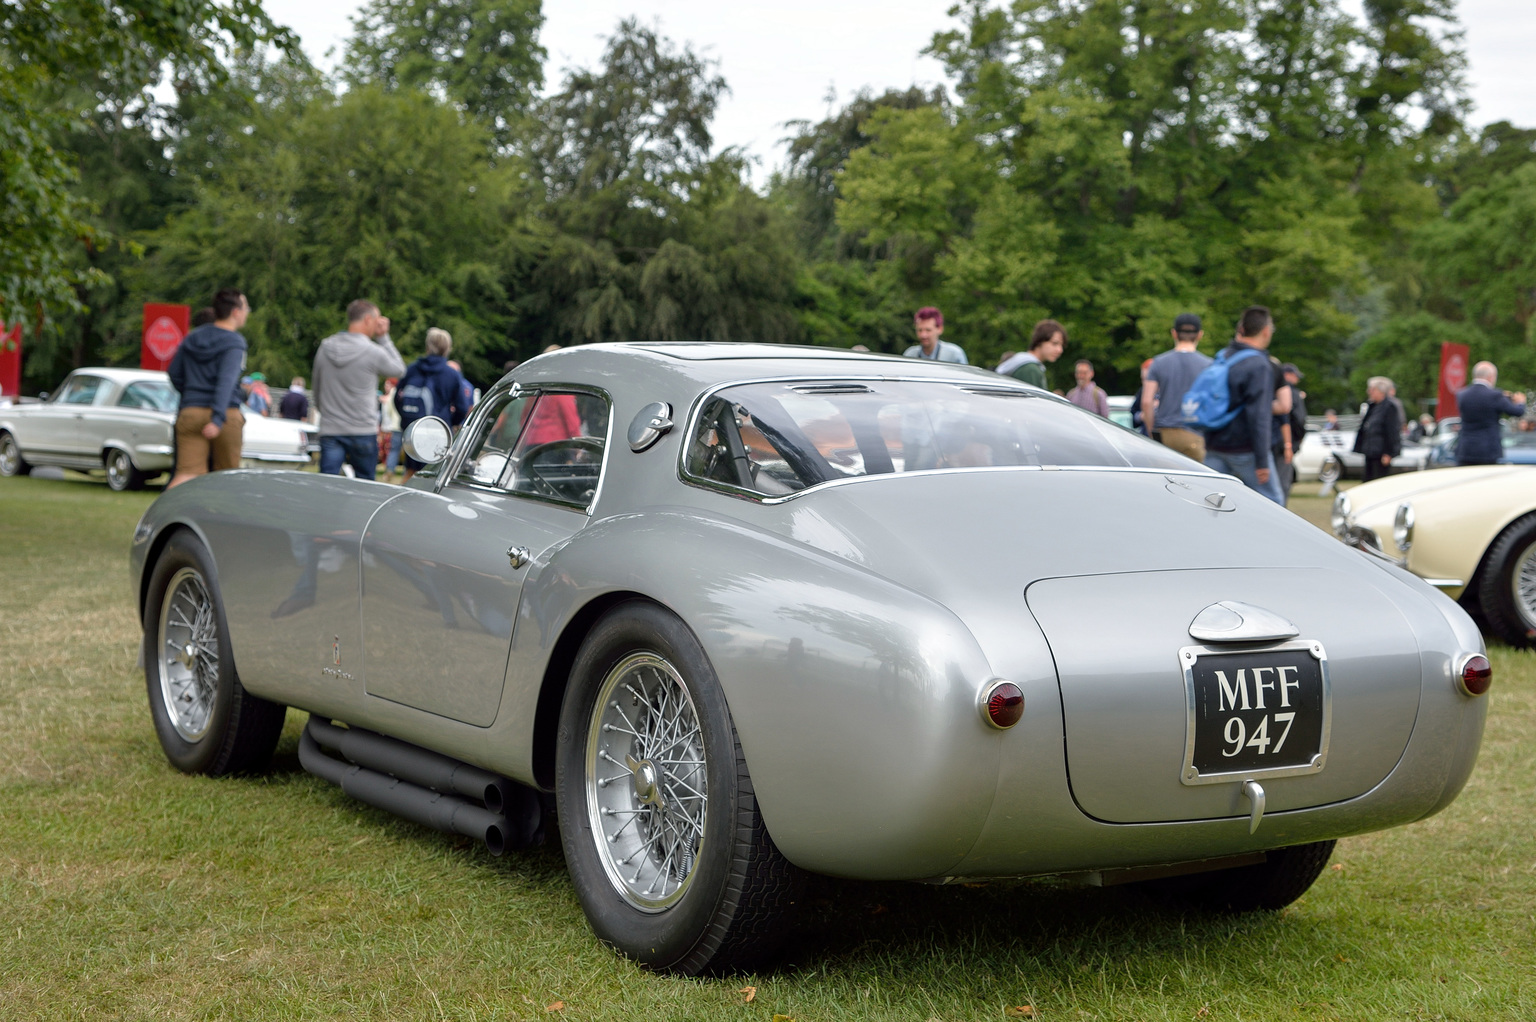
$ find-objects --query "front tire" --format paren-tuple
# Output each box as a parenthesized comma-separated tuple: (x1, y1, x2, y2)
(1478, 512, 1536, 648)
(143, 530, 286, 775)
(106, 448, 147, 491)
(555, 600, 801, 975)
(0, 431, 31, 477)
(1166, 840, 1336, 912)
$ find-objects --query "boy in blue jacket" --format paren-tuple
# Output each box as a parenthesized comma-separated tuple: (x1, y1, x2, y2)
(167, 289, 248, 487)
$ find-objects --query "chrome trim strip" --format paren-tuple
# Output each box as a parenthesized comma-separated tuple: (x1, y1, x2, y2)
(1425, 578, 1465, 589)
(1178, 639, 1332, 788)
(674, 373, 1219, 504)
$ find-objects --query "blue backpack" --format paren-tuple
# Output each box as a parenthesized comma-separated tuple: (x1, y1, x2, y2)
(1181, 347, 1262, 431)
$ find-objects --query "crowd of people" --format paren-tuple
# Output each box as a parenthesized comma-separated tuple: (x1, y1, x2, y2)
(161, 286, 1526, 500)
(898, 304, 1527, 504)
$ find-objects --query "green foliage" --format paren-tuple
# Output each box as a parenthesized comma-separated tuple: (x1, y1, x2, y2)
(346, 0, 544, 148)
(1347, 312, 1485, 407)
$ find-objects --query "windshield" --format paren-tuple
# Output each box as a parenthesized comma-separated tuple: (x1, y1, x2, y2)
(684, 379, 1198, 497)
(118, 381, 179, 412)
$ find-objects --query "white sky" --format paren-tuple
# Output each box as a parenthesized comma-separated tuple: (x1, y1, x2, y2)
(263, 0, 1536, 178)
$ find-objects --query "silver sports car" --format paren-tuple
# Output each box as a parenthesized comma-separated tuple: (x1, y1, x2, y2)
(128, 343, 1490, 975)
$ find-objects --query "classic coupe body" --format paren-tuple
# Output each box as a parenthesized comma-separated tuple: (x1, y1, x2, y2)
(0, 368, 312, 490)
(1334, 464, 1536, 646)
(129, 344, 1489, 974)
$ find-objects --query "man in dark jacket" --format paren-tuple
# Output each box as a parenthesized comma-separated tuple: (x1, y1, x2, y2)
(1203, 306, 1284, 504)
(394, 327, 468, 481)
(1353, 376, 1402, 481)
(167, 288, 248, 488)
(1457, 361, 1526, 466)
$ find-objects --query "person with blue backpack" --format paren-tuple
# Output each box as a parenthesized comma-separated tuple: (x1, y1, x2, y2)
(394, 327, 470, 481)
(1181, 305, 1285, 505)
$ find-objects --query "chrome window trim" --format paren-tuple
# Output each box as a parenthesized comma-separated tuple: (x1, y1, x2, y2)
(435, 380, 613, 516)
(675, 373, 1216, 504)
(1178, 638, 1332, 788)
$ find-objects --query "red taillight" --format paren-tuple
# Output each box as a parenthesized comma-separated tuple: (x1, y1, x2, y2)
(982, 681, 1025, 729)
(1458, 654, 1492, 697)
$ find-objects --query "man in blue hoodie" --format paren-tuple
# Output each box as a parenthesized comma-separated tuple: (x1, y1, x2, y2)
(167, 288, 248, 488)
(394, 327, 469, 481)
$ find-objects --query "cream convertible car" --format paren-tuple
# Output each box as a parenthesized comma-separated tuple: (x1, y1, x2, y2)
(130, 344, 1490, 974)
(1333, 465, 1536, 647)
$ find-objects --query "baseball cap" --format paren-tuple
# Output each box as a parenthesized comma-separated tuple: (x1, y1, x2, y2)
(1280, 363, 1302, 378)
(1173, 313, 1202, 333)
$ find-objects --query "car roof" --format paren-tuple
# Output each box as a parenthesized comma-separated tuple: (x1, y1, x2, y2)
(67, 367, 170, 385)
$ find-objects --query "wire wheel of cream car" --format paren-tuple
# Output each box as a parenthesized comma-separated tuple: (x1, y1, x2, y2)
(1478, 512, 1536, 648)
(143, 531, 287, 775)
(555, 600, 801, 975)
(105, 448, 147, 491)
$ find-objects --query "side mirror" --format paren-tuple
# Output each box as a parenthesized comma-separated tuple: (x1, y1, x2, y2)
(38, 392, 49, 402)
(402, 416, 453, 466)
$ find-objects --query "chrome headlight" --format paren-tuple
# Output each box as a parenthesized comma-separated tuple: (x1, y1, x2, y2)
(1331, 492, 1352, 537)
(1393, 502, 1415, 554)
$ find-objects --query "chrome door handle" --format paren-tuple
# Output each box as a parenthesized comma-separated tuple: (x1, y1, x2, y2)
(506, 545, 531, 569)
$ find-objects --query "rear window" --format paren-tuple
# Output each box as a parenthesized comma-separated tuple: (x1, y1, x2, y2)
(684, 379, 1196, 497)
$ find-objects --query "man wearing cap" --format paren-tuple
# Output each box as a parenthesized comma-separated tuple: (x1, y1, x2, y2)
(1141, 313, 1212, 461)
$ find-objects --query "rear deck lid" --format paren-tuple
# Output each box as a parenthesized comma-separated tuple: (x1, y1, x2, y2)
(1027, 567, 1421, 824)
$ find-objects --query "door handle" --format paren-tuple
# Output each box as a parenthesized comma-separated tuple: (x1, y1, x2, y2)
(506, 545, 531, 569)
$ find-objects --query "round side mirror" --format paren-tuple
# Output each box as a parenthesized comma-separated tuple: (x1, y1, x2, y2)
(402, 416, 453, 465)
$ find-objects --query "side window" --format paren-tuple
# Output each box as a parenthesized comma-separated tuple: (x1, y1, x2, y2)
(506, 392, 610, 506)
(118, 382, 178, 411)
(453, 390, 532, 488)
(60, 376, 105, 405)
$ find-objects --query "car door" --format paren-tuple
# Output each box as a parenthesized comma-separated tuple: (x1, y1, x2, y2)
(22, 373, 106, 459)
(360, 384, 611, 726)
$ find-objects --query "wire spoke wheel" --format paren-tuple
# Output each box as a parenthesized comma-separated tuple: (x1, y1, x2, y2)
(1513, 542, 1536, 632)
(586, 651, 708, 911)
(157, 567, 220, 742)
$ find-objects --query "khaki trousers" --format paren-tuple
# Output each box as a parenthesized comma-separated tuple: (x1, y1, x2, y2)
(1155, 426, 1206, 462)
(175, 406, 244, 476)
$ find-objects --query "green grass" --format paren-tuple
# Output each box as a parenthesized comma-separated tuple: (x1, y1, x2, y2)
(1, 473, 1533, 1021)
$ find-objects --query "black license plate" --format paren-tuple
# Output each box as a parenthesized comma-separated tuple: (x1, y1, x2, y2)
(1180, 641, 1330, 785)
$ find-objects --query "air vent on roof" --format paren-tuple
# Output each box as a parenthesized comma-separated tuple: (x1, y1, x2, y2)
(790, 383, 875, 395)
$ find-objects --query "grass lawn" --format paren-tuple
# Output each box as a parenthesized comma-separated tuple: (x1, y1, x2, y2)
(1, 473, 1532, 1021)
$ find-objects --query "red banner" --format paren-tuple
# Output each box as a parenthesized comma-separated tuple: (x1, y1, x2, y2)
(141, 303, 190, 371)
(0, 323, 21, 399)
(1437, 342, 1471, 420)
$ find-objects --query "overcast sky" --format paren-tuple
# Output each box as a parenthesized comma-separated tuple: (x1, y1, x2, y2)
(263, 0, 1536, 178)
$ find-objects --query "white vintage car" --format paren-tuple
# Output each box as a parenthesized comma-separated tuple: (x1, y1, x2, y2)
(1333, 465, 1536, 647)
(1293, 420, 1432, 483)
(0, 367, 313, 490)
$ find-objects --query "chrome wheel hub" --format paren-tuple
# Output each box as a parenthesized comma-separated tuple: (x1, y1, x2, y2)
(107, 451, 127, 488)
(1513, 543, 1536, 632)
(586, 652, 708, 911)
(0, 437, 17, 474)
(157, 567, 219, 742)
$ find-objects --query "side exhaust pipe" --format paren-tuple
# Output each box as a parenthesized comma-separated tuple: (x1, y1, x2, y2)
(299, 719, 541, 855)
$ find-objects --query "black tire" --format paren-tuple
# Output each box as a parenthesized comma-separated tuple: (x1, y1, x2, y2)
(1477, 512, 1536, 648)
(1169, 840, 1336, 912)
(143, 530, 286, 775)
(555, 600, 802, 975)
(106, 448, 147, 491)
(0, 431, 31, 477)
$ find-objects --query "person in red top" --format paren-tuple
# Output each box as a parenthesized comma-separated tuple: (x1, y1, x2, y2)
(521, 393, 581, 445)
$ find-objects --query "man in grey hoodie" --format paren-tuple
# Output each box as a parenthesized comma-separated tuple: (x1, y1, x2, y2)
(313, 299, 407, 479)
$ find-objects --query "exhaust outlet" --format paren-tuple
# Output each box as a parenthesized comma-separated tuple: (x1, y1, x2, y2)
(300, 722, 520, 855)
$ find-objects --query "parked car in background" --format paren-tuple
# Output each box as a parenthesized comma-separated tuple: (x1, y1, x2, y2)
(0, 368, 312, 490)
(1333, 463, 1536, 647)
(1425, 418, 1536, 468)
(129, 343, 1488, 974)
(1292, 414, 1432, 483)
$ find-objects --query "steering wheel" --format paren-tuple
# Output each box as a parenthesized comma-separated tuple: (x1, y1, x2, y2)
(518, 436, 605, 499)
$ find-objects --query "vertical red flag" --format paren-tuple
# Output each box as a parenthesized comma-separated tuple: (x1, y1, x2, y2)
(1436, 342, 1471, 420)
(142, 303, 190, 371)
(0, 322, 22, 399)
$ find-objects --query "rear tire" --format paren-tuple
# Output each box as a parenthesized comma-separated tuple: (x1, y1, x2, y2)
(1478, 512, 1536, 648)
(0, 431, 31, 477)
(555, 600, 801, 975)
(106, 448, 147, 491)
(143, 530, 286, 775)
(1169, 840, 1336, 912)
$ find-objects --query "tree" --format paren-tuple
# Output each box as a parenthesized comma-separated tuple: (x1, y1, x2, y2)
(346, 0, 544, 148)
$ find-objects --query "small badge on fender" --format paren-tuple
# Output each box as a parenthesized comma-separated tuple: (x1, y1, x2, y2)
(333, 635, 341, 665)
(323, 635, 353, 680)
